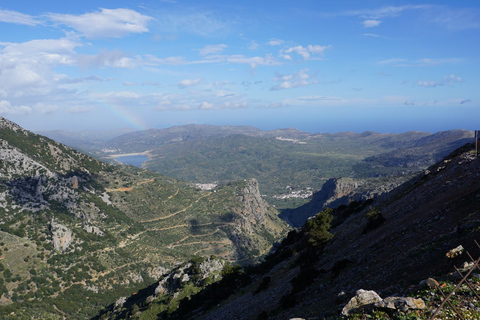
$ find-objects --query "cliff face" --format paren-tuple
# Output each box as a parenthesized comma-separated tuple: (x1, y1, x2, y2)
(228, 178, 288, 260)
(284, 176, 406, 227)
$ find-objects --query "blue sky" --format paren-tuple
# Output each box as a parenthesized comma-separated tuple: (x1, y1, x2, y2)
(0, 0, 479, 133)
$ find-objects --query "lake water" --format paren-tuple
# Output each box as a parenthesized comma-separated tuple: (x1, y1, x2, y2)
(115, 155, 149, 168)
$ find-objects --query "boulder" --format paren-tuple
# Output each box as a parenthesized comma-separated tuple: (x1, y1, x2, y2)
(375, 297, 425, 312)
(341, 289, 383, 316)
(446, 245, 464, 259)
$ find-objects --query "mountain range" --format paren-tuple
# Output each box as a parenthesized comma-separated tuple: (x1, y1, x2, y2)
(41, 125, 473, 210)
(0, 117, 287, 318)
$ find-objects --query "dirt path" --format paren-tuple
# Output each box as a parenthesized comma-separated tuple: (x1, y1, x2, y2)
(169, 239, 231, 249)
(138, 192, 212, 223)
(105, 178, 154, 192)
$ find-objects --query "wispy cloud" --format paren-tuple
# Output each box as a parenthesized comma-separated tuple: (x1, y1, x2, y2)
(428, 7, 480, 31)
(417, 74, 464, 88)
(176, 78, 201, 88)
(460, 99, 471, 105)
(271, 69, 317, 91)
(267, 39, 284, 46)
(198, 44, 228, 56)
(363, 19, 381, 27)
(378, 57, 462, 67)
(48, 8, 152, 39)
(0, 9, 40, 26)
(344, 5, 431, 19)
(155, 9, 232, 36)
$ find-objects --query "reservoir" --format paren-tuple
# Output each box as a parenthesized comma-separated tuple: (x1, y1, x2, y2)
(114, 154, 149, 168)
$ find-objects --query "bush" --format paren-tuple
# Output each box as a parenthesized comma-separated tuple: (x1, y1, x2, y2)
(363, 207, 386, 234)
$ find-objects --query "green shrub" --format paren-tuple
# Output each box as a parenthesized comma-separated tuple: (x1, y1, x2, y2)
(305, 208, 334, 248)
(363, 207, 386, 234)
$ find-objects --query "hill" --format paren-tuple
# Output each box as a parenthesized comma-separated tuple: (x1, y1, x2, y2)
(0, 117, 288, 319)
(107, 143, 480, 319)
(45, 125, 473, 211)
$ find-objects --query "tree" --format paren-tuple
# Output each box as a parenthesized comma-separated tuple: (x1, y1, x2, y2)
(305, 208, 334, 248)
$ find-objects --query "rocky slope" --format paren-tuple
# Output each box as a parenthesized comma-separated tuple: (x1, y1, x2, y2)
(148, 143, 480, 319)
(0, 117, 288, 319)
(282, 176, 410, 226)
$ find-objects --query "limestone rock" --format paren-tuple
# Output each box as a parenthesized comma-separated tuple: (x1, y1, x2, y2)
(425, 278, 440, 289)
(446, 245, 464, 259)
(50, 220, 73, 252)
(341, 289, 383, 316)
(83, 224, 104, 236)
(375, 297, 425, 311)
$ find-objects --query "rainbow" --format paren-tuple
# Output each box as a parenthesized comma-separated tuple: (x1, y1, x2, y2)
(103, 103, 151, 132)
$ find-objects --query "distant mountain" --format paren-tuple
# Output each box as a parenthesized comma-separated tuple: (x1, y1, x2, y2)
(94, 125, 473, 210)
(0, 117, 288, 318)
(109, 143, 480, 319)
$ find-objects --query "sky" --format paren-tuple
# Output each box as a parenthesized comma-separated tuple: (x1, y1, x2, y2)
(0, 0, 479, 134)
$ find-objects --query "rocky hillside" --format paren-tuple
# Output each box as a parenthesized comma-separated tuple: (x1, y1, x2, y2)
(0, 117, 288, 319)
(119, 143, 480, 319)
(282, 175, 411, 226)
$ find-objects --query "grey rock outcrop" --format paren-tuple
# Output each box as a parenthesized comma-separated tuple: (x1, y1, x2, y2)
(375, 297, 425, 311)
(342, 289, 425, 315)
(50, 220, 73, 252)
(83, 224, 105, 236)
(341, 289, 383, 316)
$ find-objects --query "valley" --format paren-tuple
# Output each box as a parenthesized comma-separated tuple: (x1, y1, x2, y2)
(0, 117, 477, 319)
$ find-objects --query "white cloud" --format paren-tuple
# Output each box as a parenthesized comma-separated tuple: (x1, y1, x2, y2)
(0, 9, 39, 26)
(460, 99, 471, 105)
(280, 45, 331, 61)
(267, 39, 284, 46)
(417, 74, 463, 88)
(363, 19, 382, 27)
(271, 69, 317, 91)
(124, 82, 139, 86)
(404, 100, 415, 106)
(0, 100, 32, 115)
(48, 8, 152, 39)
(198, 44, 228, 56)
(0, 38, 82, 98)
(79, 49, 136, 68)
(199, 101, 215, 110)
(177, 78, 201, 88)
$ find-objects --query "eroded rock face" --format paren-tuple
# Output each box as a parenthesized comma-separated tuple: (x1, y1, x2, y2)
(154, 257, 226, 297)
(50, 220, 73, 252)
(236, 178, 269, 227)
